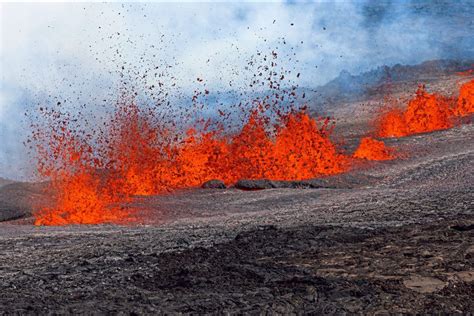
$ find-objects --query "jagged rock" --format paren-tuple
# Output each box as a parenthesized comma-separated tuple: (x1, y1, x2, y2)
(233, 178, 350, 190)
(451, 223, 474, 231)
(201, 179, 226, 189)
(234, 179, 277, 190)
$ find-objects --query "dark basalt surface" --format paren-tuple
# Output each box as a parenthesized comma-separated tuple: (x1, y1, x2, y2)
(234, 173, 381, 190)
(0, 220, 472, 314)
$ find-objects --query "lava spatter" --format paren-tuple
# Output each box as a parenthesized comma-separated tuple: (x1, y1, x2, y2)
(377, 85, 455, 137)
(31, 100, 349, 225)
(455, 79, 474, 117)
(353, 137, 395, 161)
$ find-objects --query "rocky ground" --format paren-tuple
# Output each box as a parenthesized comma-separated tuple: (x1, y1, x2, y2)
(0, 81, 473, 313)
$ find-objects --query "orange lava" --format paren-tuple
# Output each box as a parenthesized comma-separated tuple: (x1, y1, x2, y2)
(455, 79, 474, 117)
(353, 137, 395, 161)
(377, 85, 455, 137)
(107, 107, 348, 186)
(31, 124, 132, 225)
(32, 103, 349, 225)
(34, 171, 131, 226)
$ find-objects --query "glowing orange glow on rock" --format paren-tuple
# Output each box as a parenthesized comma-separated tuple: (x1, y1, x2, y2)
(377, 85, 455, 137)
(353, 137, 395, 161)
(455, 79, 474, 117)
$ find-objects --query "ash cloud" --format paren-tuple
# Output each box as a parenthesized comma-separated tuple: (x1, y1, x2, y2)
(0, 1, 473, 180)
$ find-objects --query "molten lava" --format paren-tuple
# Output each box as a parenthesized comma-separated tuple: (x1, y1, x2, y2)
(376, 80, 474, 137)
(32, 103, 349, 225)
(31, 123, 132, 225)
(377, 85, 454, 137)
(353, 137, 395, 161)
(455, 79, 474, 117)
(272, 113, 347, 179)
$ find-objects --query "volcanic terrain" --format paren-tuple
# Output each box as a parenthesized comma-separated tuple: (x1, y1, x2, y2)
(0, 74, 473, 314)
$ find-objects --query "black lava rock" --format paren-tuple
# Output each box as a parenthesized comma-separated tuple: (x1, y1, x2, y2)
(201, 179, 226, 189)
(234, 179, 277, 190)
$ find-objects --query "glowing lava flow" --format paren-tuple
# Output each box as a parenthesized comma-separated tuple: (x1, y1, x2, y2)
(32, 104, 349, 225)
(353, 137, 395, 161)
(107, 107, 348, 189)
(31, 124, 132, 225)
(455, 79, 474, 117)
(377, 85, 454, 137)
(377, 79, 474, 137)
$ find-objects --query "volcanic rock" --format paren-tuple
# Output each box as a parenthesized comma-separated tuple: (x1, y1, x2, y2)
(234, 179, 277, 190)
(233, 177, 358, 190)
(201, 179, 226, 189)
(451, 223, 474, 231)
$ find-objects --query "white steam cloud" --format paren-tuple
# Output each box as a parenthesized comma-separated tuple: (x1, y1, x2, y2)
(0, 1, 473, 179)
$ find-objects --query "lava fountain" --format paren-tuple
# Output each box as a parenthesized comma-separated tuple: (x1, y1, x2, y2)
(376, 79, 474, 137)
(353, 137, 396, 161)
(377, 85, 454, 137)
(31, 67, 472, 226)
(455, 79, 474, 117)
(30, 101, 349, 225)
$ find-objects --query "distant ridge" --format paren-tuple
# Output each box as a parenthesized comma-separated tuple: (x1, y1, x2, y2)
(306, 59, 474, 111)
(0, 177, 16, 188)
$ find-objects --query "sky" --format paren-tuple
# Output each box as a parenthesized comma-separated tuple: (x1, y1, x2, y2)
(1, 0, 473, 180)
